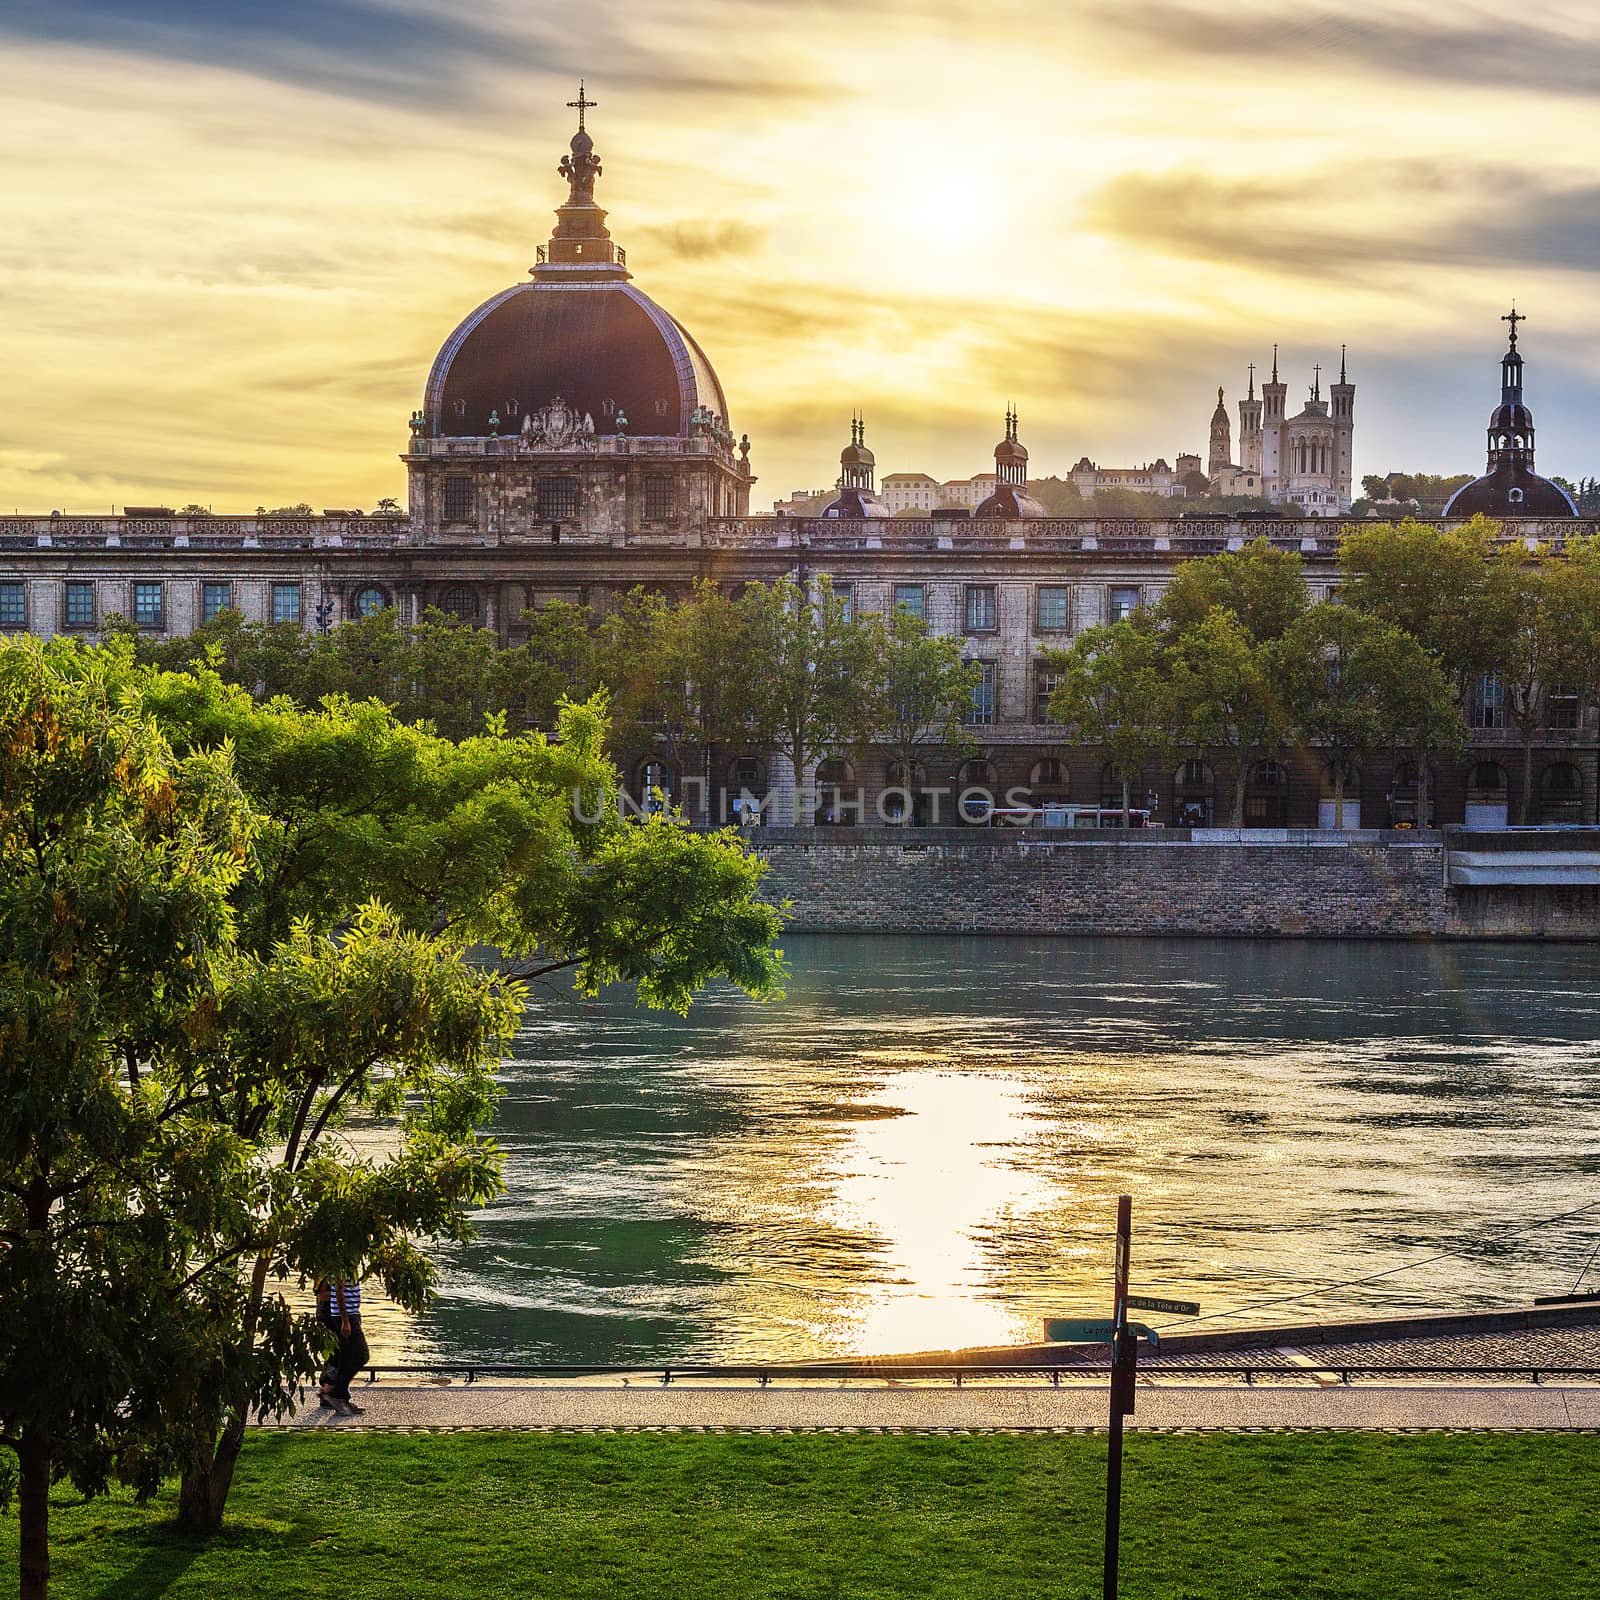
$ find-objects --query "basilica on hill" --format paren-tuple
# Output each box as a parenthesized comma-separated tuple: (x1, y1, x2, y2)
(1, 93, 1593, 829)
(1205, 350, 1356, 514)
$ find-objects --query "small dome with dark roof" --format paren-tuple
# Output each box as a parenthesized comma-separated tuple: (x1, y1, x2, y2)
(975, 406, 1047, 518)
(821, 414, 888, 518)
(1444, 310, 1576, 518)
(1445, 463, 1575, 518)
(974, 482, 1050, 519)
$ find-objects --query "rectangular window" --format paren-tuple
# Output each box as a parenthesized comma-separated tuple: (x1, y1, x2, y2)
(132, 581, 164, 631)
(0, 581, 25, 629)
(1034, 665, 1064, 725)
(833, 583, 854, 624)
(1547, 686, 1581, 731)
(63, 580, 94, 630)
(537, 476, 580, 521)
(1036, 585, 1071, 631)
(1470, 671, 1506, 730)
(643, 476, 676, 520)
(893, 583, 926, 621)
(442, 474, 475, 522)
(1109, 586, 1141, 623)
(964, 584, 997, 632)
(966, 661, 997, 725)
(201, 581, 232, 624)
(271, 582, 302, 626)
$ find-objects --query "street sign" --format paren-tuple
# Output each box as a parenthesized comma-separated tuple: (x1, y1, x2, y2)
(1044, 1318, 1160, 1350)
(1045, 1318, 1116, 1344)
(1126, 1294, 1200, 1317)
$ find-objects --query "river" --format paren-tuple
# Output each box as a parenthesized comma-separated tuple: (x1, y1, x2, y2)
(360, 935, 1600, 1365)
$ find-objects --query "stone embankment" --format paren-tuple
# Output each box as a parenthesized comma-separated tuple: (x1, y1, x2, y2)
(749, 827, 1600, 940)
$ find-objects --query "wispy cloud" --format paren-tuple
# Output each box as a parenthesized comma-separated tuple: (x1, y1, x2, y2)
(1082, 162, 1600, 281)
(1083, 1, 1600, 99)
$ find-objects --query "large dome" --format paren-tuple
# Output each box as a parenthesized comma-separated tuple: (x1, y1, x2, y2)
(425, 281, 729, 439)
(422, 96, 730, 441)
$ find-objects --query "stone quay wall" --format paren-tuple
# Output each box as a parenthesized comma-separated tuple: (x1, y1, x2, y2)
(750, 829, 1600, 940)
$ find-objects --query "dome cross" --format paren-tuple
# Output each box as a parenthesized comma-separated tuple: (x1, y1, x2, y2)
(567, 81, 597, 132)
(1502, 305, 1524, 345)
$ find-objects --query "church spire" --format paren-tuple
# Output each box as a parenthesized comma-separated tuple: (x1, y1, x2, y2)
(1339, 343, 1347, 385)
(1247, 362, 1256, 400)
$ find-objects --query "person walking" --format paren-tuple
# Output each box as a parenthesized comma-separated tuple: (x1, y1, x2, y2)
(316, 1273, 369, 1417)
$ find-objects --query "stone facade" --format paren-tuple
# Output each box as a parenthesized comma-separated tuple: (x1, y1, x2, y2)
(3, 511, 1598, 831)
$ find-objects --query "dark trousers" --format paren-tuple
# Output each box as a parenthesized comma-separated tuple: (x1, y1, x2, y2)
(320, 1314, 369, 1399)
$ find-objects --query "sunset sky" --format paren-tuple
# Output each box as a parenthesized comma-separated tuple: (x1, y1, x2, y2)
(5, 0, 1600, 512)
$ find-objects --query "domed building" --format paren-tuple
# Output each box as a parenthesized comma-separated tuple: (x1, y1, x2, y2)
(408, 87, 754, 540)
(820, 416, 889, 519)
(1445, 311, 1576, 518)
(973, 409, 1048, 518)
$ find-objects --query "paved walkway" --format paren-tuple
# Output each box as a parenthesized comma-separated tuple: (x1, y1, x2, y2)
(273, 1380, 1600, 1434)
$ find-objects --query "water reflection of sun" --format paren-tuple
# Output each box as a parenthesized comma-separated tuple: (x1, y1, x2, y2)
(823, 1070, 1055, 1354)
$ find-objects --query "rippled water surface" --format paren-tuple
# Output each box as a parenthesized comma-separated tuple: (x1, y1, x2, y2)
(364, 936, 1600, 1363)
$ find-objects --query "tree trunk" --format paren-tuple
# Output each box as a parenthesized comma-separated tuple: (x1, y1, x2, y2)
(1417, 757, 1431, 829)
(1232, 760, 1248, 829)
(19, 1428, 50, 1600)
(1333, 766, 1345, 830)
(178, 1417, 245, 1534)
(1121, 774, 1131, 827)
(1520, 725, 1535, 825)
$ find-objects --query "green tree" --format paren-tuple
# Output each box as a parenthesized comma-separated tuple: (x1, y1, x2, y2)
(659, 580, 758, 823)
(1171, 610, 1293, 826)
(1158, 539, 1310, 643)
(863, 605, 980, 817)
(1338, 517, 1501, 694)
(495, 600, 598, 732)
(0, 639, 259, 1599)
(1480, 545, 1578, 824)
(592, 586, 675, 756)
(1274, 605, 1457, 827)
(734, 576, 878, 825)
(1046, 614, 1181, 823)
(2, 644, 786, 1573)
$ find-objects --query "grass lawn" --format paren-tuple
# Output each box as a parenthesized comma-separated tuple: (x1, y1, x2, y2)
(4, 1429, 1596, 1599)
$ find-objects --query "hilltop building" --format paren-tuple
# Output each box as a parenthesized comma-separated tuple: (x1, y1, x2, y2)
(1205, 351, 1354, 513)
(1068, 458, 1189, 499)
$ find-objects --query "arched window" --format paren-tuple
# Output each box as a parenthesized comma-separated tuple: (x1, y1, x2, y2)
(957, 758, 997, 823)
(1541, 762, 1583, 823)
(1173, 758, 1214, 826)
(1245, 760, 1289, 826)
(726, 756, 766, 825)
(352, 585, 388, 619)
(1508, 488, 1525, 505)
(1030, 757, 1067, 793)
(1319, 762, 1362, 829)
(814, 757, 857, 826)
(1389, 762, 1435, 828)
(439, 586, 478, 623)
(637, 759, 675, 816)
(1465, 761, 1509, 828)
(882, 758, 927, 826)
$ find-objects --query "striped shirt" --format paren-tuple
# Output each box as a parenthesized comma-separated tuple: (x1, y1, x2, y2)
(326, 1279, 361, 1318)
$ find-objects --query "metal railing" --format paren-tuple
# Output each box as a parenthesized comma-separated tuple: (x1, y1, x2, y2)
(352, 1360, 1600, 1388)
